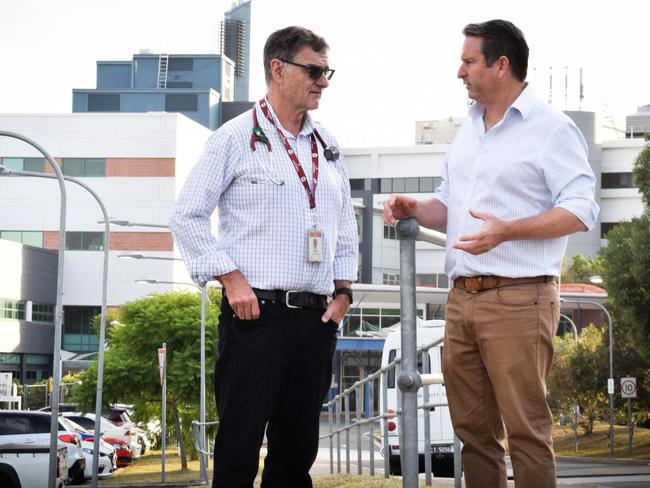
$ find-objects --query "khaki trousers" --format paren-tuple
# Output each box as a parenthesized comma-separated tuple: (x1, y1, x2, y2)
(442, 282, 560, 488)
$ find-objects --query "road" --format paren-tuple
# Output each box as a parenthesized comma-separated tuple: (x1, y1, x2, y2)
(313, 416, 650, 487)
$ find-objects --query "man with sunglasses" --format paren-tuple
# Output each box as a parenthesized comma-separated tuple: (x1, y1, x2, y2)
(170, 26, 357, 488)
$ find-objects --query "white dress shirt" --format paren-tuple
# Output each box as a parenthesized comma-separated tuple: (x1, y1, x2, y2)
(170, 99, 359, 294)
(434, 85, 599, 281)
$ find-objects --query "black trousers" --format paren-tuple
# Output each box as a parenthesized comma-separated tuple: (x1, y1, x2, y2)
(212, 296, 338, 488)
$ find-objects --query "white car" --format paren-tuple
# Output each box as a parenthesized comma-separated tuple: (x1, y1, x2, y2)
(62, 412, 140, 460)
(59, 416, 115, 478)
(0, 411, 86, 485)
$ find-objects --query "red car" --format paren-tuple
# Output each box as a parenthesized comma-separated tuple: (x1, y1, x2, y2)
(102, 435, 133, 467)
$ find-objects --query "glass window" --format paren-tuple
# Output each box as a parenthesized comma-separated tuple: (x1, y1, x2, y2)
(0, 299, 25, 320)
(62, 158, 84, 176)
(23, 158, 44, 173)
(21, 231, 43, 247)
(601, 172, 636, 189)
(438, 274, 449, 288)
(84, 232, 104, 251)
(433, 177, 442, 190)
(84, 159, 105, 177)
(349, 179, 365, 191)
(404, 177, 419, 193)
(25, 354, 50, 365)
(0, 231, 22, 243)
(66, 232, 83, 250)
(65, 232, 104, 251)
(392, 178, 405, 192)
(2, 158, 23, 171)
(0, 353, 20, 364)
(32, 303, 54, 323)
(419, 177, 434, 192)
(0, 415, 31, 435)
(380, 178, 392, 193)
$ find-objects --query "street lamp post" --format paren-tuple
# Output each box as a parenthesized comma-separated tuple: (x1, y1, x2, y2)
(563, 292, 615, 457)
(135, 276, 209, 484)
(0, 132, 67, 488)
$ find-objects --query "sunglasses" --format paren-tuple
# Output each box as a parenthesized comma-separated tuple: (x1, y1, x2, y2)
(280, 59, 335, 81)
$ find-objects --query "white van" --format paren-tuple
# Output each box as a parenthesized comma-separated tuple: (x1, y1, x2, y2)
(380, 319, 455, 477)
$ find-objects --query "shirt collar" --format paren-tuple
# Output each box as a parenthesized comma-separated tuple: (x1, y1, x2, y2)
(256, 96, 314, 139)
(467, 82, 534, 122)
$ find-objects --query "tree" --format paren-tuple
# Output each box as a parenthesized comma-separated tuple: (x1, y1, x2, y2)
(561, 253, 603, 284)
(73, 290, 220, 468)
(600, 213, 650, 359)
(549, 325, 609, 434)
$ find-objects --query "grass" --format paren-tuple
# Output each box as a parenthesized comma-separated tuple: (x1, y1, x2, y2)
(97, 450, 203, 485)
(98, 424, 650, 486)
(552, 422, 650, 460)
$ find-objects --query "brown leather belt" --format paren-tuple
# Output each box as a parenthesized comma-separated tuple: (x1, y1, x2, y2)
(453, 275, 557, 294)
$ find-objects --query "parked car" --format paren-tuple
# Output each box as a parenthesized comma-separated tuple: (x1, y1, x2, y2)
(0, 410, 86, 484)
(59, 416, 115, 478)
(0, 442, 68, 488)
(62, 413, 136, 466)
(106, 404, 149, 455)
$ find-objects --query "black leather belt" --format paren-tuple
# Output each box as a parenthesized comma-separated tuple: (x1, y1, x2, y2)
(252, 288, 328, 310)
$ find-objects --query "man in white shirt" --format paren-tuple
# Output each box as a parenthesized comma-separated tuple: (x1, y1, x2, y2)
(384, 19, 598, 488)
(170, 26, 358, 488)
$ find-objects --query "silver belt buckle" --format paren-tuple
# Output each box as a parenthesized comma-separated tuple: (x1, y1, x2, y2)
(285, 290, 301, 309)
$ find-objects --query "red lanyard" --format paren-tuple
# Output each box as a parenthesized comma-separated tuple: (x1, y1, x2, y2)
(257, 98, 319, 209)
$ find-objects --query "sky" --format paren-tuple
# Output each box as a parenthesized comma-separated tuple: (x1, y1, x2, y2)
(1, 0, 649, 147)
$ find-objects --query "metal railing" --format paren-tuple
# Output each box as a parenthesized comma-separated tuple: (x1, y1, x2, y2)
(321, 217, 461, 487)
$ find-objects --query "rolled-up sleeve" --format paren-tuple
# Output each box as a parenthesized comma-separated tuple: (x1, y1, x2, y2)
(540, 122, 599, 230)
(169, 131, 239, 287)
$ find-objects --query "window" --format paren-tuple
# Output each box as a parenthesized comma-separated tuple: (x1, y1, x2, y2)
(25, 354, 50, 365)
(0, 353, 20, 364)
(383, 273, 400, 285)
(1, 157, 44, 173)
(87, 93, 120, 112)
(601, 172, 636, 189)
(166, 81, 193, 88)
(383, 224, 397, 240)
(64, 306, 101, 352)
(32, 303, 54, 323)
(61, 158, 106, 177)
(0, 231, 44, 247)
(378, 177, 443, 193)
(165, 94, 198, 111)
(65, 232, 104, 251)
(168, 57, 194, 71)
(600, 222, 630, 239)
(387, 349, 431, 388)
(350, 179, 365, 191)
(0, 299, 25, 320)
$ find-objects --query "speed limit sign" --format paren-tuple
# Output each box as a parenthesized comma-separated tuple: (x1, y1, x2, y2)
(621, 377, 637, 398)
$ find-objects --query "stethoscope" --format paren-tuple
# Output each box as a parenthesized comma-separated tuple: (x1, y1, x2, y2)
(249, 106, 340, 186)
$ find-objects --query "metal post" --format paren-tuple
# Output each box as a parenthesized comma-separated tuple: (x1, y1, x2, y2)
(396, 218, 421, 488)
(562, 313, 580, 453)
(344, 392, 351, 474)
(0, 132, 67, 488)
(382, 370, 390, 479)
(199, 287, 207, 483)
(161, 342, 167, 482)
(356, 383, 362, 474)
(422, 351, 432, 485)
(368, 379, 375, 476)
(628, 398, 632, 455)
(328, 403, 334, 474)
(336, 396, 341, 474)
(453, 434, 462, 488)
